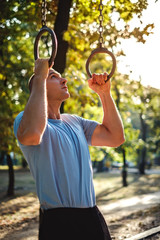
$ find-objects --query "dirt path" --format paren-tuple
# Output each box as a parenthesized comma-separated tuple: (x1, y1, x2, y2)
(2, 222, 38, 240)
(99, 191, 160, 239)
(1, 191, 160, 240)
(1, 171, 160, 239)
(99, 191, 160, 220)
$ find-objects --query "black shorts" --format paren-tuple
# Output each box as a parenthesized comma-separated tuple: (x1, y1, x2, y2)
(39, 206, 112, 240)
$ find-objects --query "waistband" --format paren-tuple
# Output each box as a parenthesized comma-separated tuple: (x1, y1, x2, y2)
(40, 206, 97, 215)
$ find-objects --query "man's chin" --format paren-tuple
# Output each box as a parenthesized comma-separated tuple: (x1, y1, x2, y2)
(63, 92, 70, 101)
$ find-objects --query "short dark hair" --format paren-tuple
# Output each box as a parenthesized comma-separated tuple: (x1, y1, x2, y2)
(28, 69, 61, 93)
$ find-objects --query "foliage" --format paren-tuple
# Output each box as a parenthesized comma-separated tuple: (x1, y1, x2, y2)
(0, 0, 159, 170)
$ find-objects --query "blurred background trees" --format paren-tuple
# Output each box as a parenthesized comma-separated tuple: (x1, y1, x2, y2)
(0, 0, 160, 195)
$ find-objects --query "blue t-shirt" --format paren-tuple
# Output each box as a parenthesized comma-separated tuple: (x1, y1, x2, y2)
(14, 112, 98, 209)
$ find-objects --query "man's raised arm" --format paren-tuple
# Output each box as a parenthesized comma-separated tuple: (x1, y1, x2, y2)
(88, 73, 125, 148)
(17, 59, 49, 146)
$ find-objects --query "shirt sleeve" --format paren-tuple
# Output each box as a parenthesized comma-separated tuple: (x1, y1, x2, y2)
(14, 111, 24, 139)
(76, 116, 98, 146)
(13, 111, 37, 166)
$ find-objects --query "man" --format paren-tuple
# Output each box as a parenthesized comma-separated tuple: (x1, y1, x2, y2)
(14, 59, 125, 240)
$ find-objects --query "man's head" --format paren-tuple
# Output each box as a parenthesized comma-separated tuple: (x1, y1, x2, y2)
(28, 68, 70, 102)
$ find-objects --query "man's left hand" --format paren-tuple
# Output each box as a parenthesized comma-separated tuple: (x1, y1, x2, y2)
(88, 72, 111, 95)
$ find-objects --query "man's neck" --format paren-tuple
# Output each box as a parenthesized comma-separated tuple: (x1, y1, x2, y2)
(48, 100, 61, 120)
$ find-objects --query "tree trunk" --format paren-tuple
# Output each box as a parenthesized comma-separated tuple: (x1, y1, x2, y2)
(139, 147, 147, 174)
(54, 0, 72, 113)
(122, 148, 128, 187)
(114, 85, 120, 109)
(22, 158, 28, 168)
(139, 113, 147, 174)
(114, 85, 127, 186)
(97, 159, 104, 173)
(0, 151, 5, 164)
(7, 154, 14, 196)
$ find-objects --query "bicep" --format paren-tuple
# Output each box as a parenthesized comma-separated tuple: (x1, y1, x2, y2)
(17, 117, 42, 146)
(91, 124, 119, 147)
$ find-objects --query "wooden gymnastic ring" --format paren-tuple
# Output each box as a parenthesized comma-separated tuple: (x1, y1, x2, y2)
(34, 25, 58, 67)
(86, 47, 116, 82)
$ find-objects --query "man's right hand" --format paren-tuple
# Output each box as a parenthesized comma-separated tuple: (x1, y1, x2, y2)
(34, 58, 51, 80)
(17, 58, 51, 146)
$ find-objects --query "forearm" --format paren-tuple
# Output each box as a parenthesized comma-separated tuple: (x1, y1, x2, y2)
(17, 76, 47, 145)
(99, 91, 124, 139)
(88, 74, 125, 147)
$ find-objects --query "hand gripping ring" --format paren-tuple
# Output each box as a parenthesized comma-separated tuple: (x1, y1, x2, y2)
(34, 25, 58, 68)
(86, 47, 116, 82)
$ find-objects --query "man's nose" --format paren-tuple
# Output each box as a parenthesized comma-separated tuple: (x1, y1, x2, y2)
(61, 78, 67, 84)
